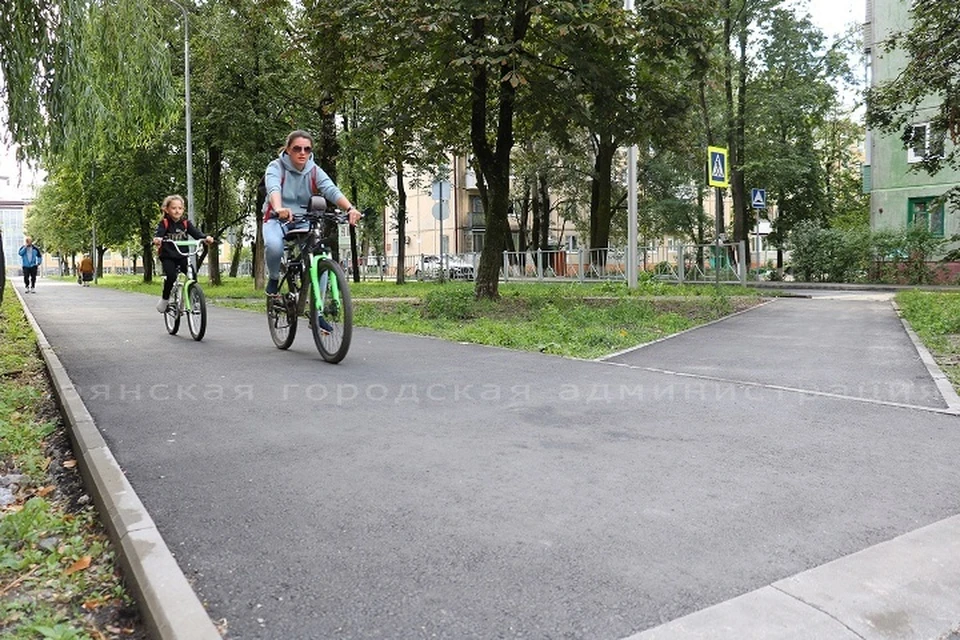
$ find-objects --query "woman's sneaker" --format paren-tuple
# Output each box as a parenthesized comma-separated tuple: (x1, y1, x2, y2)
(315, 315, 334, 335)
(156, 298, 169, 312)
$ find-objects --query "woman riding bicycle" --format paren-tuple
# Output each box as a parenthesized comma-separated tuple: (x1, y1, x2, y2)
(262, 130, 361, 296)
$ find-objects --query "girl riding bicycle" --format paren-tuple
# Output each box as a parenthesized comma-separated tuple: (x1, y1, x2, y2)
(262, 130, 361, 296)
(153, 194, 214, 312)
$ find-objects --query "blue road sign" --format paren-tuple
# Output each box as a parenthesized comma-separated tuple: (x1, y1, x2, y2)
(751, 188, 766, 209)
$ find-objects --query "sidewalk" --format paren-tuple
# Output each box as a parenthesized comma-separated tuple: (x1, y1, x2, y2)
(15, 281, 960, 639)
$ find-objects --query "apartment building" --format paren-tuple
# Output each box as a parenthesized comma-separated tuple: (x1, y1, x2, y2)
(864, 0, 960, 244)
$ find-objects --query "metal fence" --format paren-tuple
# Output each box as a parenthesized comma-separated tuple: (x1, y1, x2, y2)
(225, 245, 748, 285)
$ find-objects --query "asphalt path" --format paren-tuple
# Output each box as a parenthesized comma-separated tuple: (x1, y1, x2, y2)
(20, 280, 960, 639)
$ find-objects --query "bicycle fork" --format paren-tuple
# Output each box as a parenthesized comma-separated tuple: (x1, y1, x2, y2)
(308, 255, 339, 312)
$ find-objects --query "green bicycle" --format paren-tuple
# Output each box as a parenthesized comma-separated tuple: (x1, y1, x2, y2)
(266, 196, 353, 363)
(162, 239, 207, 341)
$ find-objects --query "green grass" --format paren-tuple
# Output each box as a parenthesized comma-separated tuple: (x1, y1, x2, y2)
(895, 290, 960, 390)
(85, 273, 764, 358)
(0, 283, 141, 638)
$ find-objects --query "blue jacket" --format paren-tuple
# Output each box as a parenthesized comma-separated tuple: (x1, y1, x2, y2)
(262, 152, 344, 220)
(18, 244, 42, 268)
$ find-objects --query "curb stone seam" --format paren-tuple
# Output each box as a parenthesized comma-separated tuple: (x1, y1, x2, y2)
(14, 287, 221, 640)
(891, 300, 960, 414)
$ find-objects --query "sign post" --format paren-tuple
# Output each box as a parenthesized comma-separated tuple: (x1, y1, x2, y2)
(751, 188, 766, 274)
(431, 178, 451, 282)
(708, 147, 729, 286)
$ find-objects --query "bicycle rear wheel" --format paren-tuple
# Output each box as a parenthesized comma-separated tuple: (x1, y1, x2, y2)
(164, 286, 180, 335)
(186, 283, 207, 341)
(267, 269, 299, 349)
(310, 259, 352, 363)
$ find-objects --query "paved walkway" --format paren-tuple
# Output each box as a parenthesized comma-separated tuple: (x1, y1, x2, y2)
(15, 281, 960, 639)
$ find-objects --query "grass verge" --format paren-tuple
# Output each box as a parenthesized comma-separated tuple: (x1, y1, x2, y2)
(895, 290, 960, 392)
(87, 275, 766, 359)
(0, 283, 146, 639)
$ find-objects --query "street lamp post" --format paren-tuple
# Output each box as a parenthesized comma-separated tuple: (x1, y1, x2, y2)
(164, 0, 195, 223)
(624, 0, 638, 288)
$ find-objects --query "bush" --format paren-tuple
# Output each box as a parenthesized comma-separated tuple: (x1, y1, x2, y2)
(788, 222, 950, 285)
(787, 221, 870, 282)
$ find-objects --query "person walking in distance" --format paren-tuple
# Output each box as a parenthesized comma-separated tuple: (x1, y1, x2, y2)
(79, 254, 95, 286)
(18, 236, 42, 293)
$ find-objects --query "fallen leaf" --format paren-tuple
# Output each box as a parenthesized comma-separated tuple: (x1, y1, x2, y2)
(64, 556, 92, 575)
(62, 460, 77, 469)
(36, 486, 55, 497)
(105, 625, 122, 634)
(82, 598, 102, 610)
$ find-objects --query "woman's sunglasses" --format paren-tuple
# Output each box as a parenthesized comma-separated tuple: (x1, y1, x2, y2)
(291, 145, 312, 154)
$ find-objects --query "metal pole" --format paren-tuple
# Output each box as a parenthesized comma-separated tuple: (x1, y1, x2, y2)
(715, 187, 722, 287)
(627, 145, 638, 288)
(439, 182, 444, 282)
(92, 223, 98, 284)
(624, 0, 638, 288)
(755, 208, 761, 275)
(165, 0, 194, 222)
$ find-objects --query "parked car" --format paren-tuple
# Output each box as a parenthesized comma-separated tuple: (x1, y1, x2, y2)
(415, 254, 475, 280)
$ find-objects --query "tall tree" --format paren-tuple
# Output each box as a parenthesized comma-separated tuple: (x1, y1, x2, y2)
(0, 0, 175, 162)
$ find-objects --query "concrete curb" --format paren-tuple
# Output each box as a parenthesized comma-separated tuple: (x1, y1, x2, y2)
(623, 514, 960, 639)
(14, 287, 221, 640)
(892, 301, 960, 414)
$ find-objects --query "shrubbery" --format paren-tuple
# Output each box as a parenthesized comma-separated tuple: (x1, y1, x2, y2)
(786, 222, 956, 284)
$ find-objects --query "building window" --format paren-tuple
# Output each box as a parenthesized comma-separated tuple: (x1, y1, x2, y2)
(908, 197, 944, 236)
(906, 123, 944, 164)
(471, 232, 484, 253)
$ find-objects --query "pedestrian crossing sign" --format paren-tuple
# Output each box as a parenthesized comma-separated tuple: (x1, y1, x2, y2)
(751, 188, 766, 209)
(708, 146, 729, 188)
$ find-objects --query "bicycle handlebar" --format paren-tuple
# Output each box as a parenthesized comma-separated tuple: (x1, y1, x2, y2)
(162, 238, 204, 256)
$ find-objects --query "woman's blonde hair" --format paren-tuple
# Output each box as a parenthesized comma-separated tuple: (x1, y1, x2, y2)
(285, 130, 314, 149)
(161, 194, 185, 211)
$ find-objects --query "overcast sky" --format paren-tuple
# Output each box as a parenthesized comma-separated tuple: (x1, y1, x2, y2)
(805, 0, 865, 37)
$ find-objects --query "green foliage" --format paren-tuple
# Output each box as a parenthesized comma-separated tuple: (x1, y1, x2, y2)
(421, 288, 478, 320)
(896, 291, 960, 390)
(0, 285, 138, 638)
(788, 221, 951, 284)
(0, 0, 176, 162)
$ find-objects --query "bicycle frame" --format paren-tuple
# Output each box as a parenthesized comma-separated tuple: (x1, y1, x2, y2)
(165, 239, 202, 312)
(283, 218, 344, 314)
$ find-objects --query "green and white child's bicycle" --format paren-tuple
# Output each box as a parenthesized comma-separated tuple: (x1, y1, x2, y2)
(162, 239, 207, 341)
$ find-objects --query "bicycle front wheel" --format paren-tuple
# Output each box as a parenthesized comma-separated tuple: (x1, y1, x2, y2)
(164, 287, 181, 335)
(187, 283, 207, 341)
(267, 269, 299, 349)
(310, 260, 352, 363)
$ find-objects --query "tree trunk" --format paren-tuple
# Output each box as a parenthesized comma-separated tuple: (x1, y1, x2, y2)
(254, 179, 265, 290)
(733, 6, 750, 266)
(141, 216, 154, 282)
(207, 145, 223, 286)
(96, 246, 107, 277)
(394, 157, 407, 285)
(589, 133, 616, 265)
(0, 231, 5, 303)
(721, 0, 733, 240)
(470, 8, 532, 300)
(229, 236, 242, 277)
(531, 176, 541, 252)
(538, 173, 550, 251)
